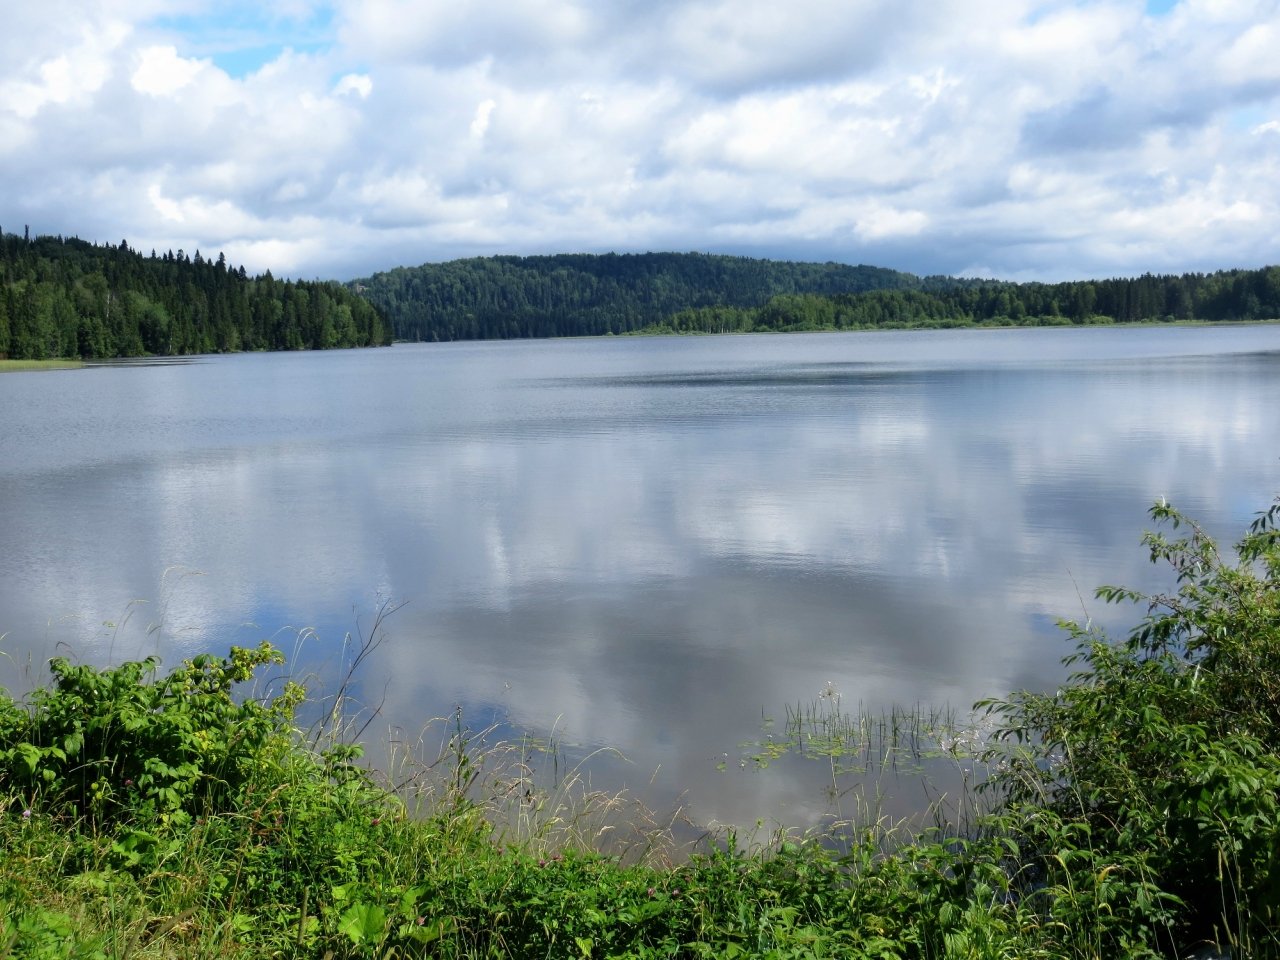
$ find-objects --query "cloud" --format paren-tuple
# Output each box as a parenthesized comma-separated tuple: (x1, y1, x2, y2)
(0, 20, 127, 119)
(855, 204, 929, 240)
(1, 0, 1279, 280)
(468, 97, 495, 139)
(131, 45, 208, 96)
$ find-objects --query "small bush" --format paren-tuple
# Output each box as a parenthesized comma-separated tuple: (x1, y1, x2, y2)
(984, 496, 1280, 956)
(0, 641, 303, 827)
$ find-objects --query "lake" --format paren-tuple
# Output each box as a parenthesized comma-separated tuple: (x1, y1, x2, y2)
(3, 324, 1280, 833)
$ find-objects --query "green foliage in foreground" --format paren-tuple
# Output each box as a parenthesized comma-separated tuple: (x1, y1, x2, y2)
(3, 498, 1280, 958)
(982, 498, 1280, 957)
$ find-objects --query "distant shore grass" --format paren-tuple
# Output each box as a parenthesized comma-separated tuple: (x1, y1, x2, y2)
(0, 358, 83, 372)
(629, 314, 1280, 336)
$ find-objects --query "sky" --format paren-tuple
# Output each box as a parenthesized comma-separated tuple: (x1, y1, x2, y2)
(1, 0, 1278, 282)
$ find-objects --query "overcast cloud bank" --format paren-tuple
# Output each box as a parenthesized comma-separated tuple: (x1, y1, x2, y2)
(1, 0, 1278, 281)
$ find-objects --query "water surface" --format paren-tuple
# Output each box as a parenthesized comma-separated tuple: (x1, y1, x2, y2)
(3, 325, 1279, 829)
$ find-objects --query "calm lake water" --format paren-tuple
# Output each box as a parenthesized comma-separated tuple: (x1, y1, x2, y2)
(3, 325, 1280, 831)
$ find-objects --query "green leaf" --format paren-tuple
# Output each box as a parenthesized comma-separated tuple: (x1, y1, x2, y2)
(338, 903, 387, 945)
(17, 742, 41, 774)
(397, 885, 425, 916)
(406, 916, 457, 945)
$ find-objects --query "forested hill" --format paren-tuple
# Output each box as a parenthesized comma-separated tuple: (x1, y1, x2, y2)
(0, 231, 390, 361)
(353, 251, 1280, 342)
(641, 265, 1280, 334)
(349, 252, 919, 341)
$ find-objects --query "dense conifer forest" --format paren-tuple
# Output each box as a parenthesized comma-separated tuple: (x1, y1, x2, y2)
(350, 252, 919, 340)
(352, 252, 1280, 341)
(0, 230, 390, 360)
(7, 229, 1278, 359)
(645, 266, 1280, 334)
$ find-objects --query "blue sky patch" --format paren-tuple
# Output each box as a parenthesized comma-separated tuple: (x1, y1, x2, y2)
(208, 42, 329, 77)
(1228, 105, 1272, 131)
(151, 4, 336, 78)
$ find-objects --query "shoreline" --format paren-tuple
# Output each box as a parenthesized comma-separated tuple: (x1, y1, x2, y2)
(0, 358, 84, 372)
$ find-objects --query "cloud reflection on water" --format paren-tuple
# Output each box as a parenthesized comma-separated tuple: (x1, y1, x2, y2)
(2, 328, 1280, 830)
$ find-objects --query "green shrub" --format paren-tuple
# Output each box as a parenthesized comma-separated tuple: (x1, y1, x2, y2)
(984, 497, 1280, 956)
(0, 641, 303, 827)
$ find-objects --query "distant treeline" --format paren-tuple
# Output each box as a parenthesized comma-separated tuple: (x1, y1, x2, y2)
(352, 252, 1280, 341)
(642, 266, 1280, 334)
(350, 252, 922, 341)
(9, 233, 1277, 358)
(0, 231, 390, 360)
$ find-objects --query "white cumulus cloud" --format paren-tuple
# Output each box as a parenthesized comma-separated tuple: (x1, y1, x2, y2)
(0, 0, 1278, 281)
(131, 45, 207, 96)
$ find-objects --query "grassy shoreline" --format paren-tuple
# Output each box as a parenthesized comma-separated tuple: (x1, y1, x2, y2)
(3, 498, 1280, 958)
(628, 314, 1280, 337)
(0, 358, 84, 372)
